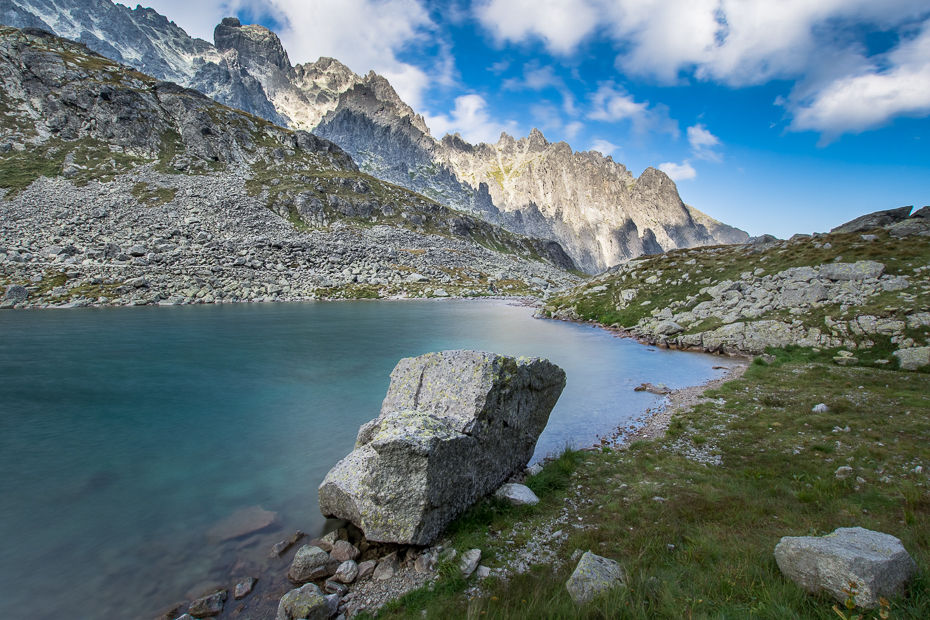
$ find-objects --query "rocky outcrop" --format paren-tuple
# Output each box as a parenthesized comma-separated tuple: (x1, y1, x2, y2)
(831, 206, 914, 234)
(318, 350, 566, 545)
(774, 527, 915, 608)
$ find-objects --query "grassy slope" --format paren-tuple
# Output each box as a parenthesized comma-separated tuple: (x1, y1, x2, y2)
(370, 350, 930, 619)
(543, 230, 929, 358)
(365, 232, 930, 620)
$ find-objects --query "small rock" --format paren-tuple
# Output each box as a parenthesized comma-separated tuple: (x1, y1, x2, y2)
(812, 403, 830, 413)
(234, 577, 256, 600)
(272, 540, 292, 557)
(459, 549, 482, 578)
(288, 545, 339, 583)
(323, 579, 348, 596)
(414, 552, 435, 574)
(188, 590, 227, 617)
(356, 560, 376, 580)
(475, 565, 491, 580)
(565, 551, 626, 605)
(276, 583, 338, 620)
(833, 356, 858, 366)
(774, 527, 915, 608)
(373, 552, 399, 580)
(334, 560, 358, 584)
(329, 540, 359, 563)
(494, 483, 539, 506)
(835, 466, 854, 480)
(525, 463, 544, 477)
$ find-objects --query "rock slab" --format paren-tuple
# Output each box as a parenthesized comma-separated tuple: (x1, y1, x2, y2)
(318, 350, 566, 544)
(774, 527, 915, 608)
(565, 551, 626, 605)
(188, 590, 227, 617)
(893, 347, 930, 371)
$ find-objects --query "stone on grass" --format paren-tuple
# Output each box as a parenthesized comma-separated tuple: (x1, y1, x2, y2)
(459, 549, 482, 578)
(835, 466, 854, 480)
(334, 560, 358, 584)
(188, 590, 227, 617)
(276, 583, 338, 620)
(475, 565, 491, 579)
(893, 347, 930, 371)
(565, 552, 626, 605)
(774, 527, 915, 608)
(288, 545, 339, 583)
(495, 483, 539, 506)
(318, 350, 566, 545)
(812, 404, 830, 413)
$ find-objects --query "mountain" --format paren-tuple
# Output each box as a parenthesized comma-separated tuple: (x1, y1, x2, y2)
(0, 25, 581, 310)
(0, 0, 749, 273)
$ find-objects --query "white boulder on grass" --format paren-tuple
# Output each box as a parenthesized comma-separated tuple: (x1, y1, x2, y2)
(774, 527, 915, 608)
(495, 483, 539, 506)
(565, 551, 626, 605)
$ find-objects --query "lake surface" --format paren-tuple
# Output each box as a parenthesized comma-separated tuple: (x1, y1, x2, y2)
(0, 300, 730, 619)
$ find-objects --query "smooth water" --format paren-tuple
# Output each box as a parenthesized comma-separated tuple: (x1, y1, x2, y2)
(0, 300, 730, 619)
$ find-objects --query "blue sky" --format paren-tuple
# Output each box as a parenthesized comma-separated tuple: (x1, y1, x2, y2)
(145, 0, 930, 238)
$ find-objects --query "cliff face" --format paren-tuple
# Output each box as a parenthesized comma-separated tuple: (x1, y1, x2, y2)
(0, 0, 749, 273)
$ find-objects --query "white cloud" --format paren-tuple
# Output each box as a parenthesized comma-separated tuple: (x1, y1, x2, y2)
(687, 124, 723, 161)
(424, 94, 520, 144)
(472, 0, 930, 137)
(587, 82, 679, 137)
(589, 139, 619, 157)
(475, 0, 600, 55)
(659, 161, 697, 181)
(786, 26, 930, 141)
(564, 121, 584, 139)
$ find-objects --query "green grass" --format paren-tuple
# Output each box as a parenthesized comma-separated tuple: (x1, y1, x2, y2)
(131, 182, 176, 205)
(546, 230, 930, 349)
(372, 356, 930, 620)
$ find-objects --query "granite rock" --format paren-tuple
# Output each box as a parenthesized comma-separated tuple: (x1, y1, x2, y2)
(318, 350, 565, 545)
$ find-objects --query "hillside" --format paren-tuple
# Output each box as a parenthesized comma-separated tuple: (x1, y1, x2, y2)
(544, 207, 930, 365)
(0, 26, 580, 309)
(0, 0, 748, 273)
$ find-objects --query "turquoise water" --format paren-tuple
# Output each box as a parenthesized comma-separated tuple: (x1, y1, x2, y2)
(0, 300, 728, 619)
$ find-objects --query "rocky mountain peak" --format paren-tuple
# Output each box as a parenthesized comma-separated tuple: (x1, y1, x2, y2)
(214, 17, 290, 73)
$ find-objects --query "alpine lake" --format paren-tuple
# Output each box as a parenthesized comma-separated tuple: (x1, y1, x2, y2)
(0, 299, 737, 619)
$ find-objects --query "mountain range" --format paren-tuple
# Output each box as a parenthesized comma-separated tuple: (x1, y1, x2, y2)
(0, 0, 749, 273)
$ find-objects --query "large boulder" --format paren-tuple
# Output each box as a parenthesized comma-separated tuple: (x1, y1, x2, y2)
(774, 527, 915, 608)
(831, 206, 913, 233)
(893, 347, 930, 371)
(819, 261, 885, 282)
(318, 350, 566, 545)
